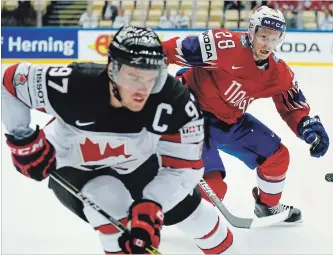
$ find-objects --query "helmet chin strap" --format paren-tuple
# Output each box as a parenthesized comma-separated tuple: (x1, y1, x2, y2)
(249, 43, 261, 61)
(251, 44, 270, 62)
(253, 52, 260, 61)
(107, 62, 123, 103)
(248, 40, 269, 69)
(248, 36, 259, 61)
(110, 80, 123, 103)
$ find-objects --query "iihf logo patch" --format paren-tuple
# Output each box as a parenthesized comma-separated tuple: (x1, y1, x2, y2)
(14, 73, 27, 86)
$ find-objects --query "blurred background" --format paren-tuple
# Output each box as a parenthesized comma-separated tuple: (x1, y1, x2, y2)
(1, 0, 333, 30)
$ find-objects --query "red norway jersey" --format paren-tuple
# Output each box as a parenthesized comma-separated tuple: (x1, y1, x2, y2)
(163, 29, 310, 135)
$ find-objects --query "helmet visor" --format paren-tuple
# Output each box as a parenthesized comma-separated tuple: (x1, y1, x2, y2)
(254, 31, 282, 49)
(255, 16, 286, 49)
(109, 63, 160, 93)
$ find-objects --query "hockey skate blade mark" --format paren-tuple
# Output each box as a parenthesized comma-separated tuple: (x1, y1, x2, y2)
(250, 208, 291, 228)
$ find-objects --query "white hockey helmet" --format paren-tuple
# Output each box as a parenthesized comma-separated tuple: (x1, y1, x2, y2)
(248, 6, 286, 49)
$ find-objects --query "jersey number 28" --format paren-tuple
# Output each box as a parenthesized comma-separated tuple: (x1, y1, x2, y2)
(215, 31, 235, 50)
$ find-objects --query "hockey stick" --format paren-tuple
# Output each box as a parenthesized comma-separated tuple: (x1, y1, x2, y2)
(49, 172, 161, 254)
(309, 135, 330, 182)
(311, 138, 332, 183)
(198, 178, 291, 229)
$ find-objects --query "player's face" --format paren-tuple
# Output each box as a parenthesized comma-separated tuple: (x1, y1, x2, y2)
(115, 65, 158, 112)
(253, 27, 281, 60)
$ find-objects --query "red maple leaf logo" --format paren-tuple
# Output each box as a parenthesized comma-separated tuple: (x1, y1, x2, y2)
(79, 138, 131, 162)
(14, 73, 27, 86)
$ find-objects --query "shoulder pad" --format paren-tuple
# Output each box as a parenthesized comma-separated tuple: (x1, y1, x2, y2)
(68, 62, 107, 76)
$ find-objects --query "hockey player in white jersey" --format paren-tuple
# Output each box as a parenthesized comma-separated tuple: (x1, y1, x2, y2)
(2, 26, 234, 254)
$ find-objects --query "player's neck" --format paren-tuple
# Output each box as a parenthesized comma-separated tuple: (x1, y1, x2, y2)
(253, 54, 269, 70)
(110, 96, 122, 108)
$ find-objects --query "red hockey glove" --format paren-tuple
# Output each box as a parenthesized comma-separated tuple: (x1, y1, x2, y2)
(118, 199, 164, 254)
(6, 126, 56, 181)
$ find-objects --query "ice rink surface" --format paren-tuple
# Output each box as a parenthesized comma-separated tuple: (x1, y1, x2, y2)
(1, 63, 333, 254)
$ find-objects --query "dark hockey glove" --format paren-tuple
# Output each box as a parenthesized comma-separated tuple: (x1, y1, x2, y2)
(118, 199, 164, 254)
(298, 115, 329, 157)
(6, 126, 56, 181)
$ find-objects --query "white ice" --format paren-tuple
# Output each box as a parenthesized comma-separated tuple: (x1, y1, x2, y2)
(1, 63, 332, 254)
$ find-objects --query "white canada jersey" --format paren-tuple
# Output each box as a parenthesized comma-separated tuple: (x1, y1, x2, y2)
(2, 62, 204, 210)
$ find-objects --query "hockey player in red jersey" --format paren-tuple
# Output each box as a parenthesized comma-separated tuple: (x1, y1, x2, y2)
(163, 6, 329, 222)
(2, 26, 235, 254)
